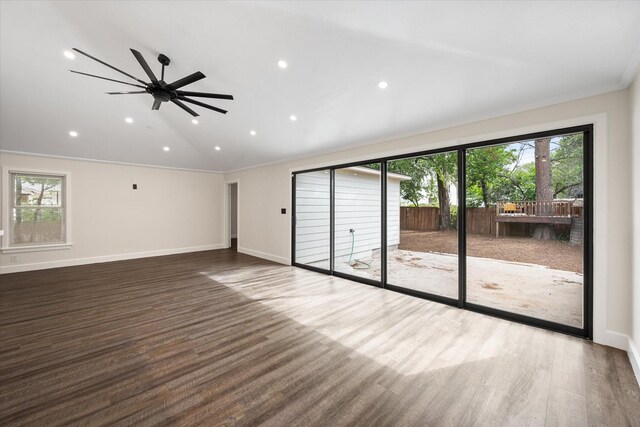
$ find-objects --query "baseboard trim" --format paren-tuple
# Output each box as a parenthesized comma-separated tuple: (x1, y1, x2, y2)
(0, 244, 226, 274)
(237, 246, 290, 265)
(628, 338, 640, 387)
(594, 329, 629, 351)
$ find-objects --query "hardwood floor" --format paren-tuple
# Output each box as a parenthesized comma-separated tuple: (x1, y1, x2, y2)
(1, 249, 639, 426)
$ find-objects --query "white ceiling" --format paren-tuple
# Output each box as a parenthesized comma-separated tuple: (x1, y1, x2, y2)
(1, 1, 639, 172)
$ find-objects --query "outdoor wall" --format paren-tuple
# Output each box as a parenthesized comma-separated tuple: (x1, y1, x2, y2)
(630, 73, 640, 379)
(0, 153, 225, 273)
(294, 168, 401, 265)
(224, 89, 633, 351)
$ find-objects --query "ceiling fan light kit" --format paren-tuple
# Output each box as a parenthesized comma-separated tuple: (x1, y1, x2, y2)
(70, 48, 234, 117)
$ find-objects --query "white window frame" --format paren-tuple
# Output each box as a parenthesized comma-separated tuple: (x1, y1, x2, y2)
(1, 167, 72, 253)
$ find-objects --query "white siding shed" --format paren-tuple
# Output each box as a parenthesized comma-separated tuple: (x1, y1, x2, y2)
(295, 166, 409, 266)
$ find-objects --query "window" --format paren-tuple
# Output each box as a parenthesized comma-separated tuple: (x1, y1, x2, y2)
(8, 172, 66, 247)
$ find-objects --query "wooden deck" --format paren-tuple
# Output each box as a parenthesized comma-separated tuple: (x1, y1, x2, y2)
(1, 249, 638, 425)
(495, 215, 572, 224)
(495, 200, 578, 237)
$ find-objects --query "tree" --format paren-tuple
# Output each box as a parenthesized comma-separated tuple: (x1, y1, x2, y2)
(387, 159, 427, 207)
(466, 146, 516, 207)
(423, 153, 457, 229)
(551, 134, 583, 198)
(13, 175, 62, 243)
(533, 137, 555, 240)
(491, 162, 536, 202)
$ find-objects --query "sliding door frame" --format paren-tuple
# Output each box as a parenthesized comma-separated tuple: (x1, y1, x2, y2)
(291, 124, 593, 339)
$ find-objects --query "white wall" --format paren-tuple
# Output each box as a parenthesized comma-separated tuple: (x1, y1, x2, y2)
(0, 153, 225, 273)
(630, 73, 640, 380)
(224, 89, 633, 350)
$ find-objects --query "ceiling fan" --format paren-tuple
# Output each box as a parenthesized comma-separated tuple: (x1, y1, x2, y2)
(70, 48, 233, 117)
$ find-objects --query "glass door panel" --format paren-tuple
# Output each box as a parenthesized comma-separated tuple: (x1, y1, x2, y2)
(465, 133, 585, 328)
(333, 163, 381, 282)
(294, 170, 331, 270)
(387, 152, 458, 299)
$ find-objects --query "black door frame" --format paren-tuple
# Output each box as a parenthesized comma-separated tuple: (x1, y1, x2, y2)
(291, 124, 593, 339)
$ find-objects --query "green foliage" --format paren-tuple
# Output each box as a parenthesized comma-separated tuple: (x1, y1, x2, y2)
(387, 159, 428, 207)
(15, 208, 62, 223)
(422, 153, 457, 198)
(491, 162, 536, 202)
(466, 146, 516, 207)
(551, 134, 583, 198)
(449, 205, 458, 229)
(373, 133, 583, 225)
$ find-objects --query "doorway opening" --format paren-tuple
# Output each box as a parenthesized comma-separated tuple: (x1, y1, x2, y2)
(228, 182, 238, 251)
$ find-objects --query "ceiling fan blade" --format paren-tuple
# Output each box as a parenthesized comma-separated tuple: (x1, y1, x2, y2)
(130, 49, 158, 83)
(171, 99, 199, 117)
(152, 99, 162, 110)
(176, 90, 234, 100)
(177, 96, 227, 114)
(72, 48, 148, 86)
(70, 70, 147, 88)
(106, 91, 147, 95)
(167, 71, 205, 90)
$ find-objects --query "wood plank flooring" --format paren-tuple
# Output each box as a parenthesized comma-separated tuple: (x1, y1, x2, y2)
(1, 249, 639, 426)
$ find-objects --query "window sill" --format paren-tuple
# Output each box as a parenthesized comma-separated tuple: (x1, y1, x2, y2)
(1, 243, 73, 254)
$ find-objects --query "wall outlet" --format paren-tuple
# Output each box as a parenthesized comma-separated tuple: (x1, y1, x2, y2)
(10, 255, 18, 263)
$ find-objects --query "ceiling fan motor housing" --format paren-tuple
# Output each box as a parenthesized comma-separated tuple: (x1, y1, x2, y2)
(149, 86, 176, 102)
(157, 54, 170, 66)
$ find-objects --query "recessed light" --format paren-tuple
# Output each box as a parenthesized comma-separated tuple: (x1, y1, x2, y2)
(163, 146, 170, 152)
(250, 130, 257, 136)
(63, 50, 75, 60)
(68, 130, 78, 137)
(214, 146, 221, 151)
(378, 81, 388, 89)
(192, 119, 199, 125)
(125, 117, 133, 124)
(277, 60, 288, 69)
(289, 115, 297, 122)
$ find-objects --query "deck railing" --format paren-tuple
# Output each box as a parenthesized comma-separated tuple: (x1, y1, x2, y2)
(496, 200, 573, 217)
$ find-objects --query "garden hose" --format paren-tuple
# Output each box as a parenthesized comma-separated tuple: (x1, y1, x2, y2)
(348, 229, 355, 263)
(348, 229, 371, 270)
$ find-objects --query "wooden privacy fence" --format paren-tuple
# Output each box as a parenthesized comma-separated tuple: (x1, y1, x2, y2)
(399, 206, 440, 231)
(400, 206, 577, 237)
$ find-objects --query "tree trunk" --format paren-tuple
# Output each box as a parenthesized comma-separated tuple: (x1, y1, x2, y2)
(437, 174, 451, 229)
(533, 137, 555, 240)
(480, 179, 489, 207)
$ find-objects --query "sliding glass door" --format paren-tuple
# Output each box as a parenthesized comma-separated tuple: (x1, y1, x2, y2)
(292, 125, 591, 338)
(386, 152, 458, 300)
(293, 169, 331, 271)
(465, 132, 586, 329)
(333, 163, 381, 283)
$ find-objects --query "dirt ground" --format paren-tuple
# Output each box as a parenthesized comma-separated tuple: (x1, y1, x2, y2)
(332, 230, 585, 327)
(334, 249, 584, 328)
(399, 230, 583, 273)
